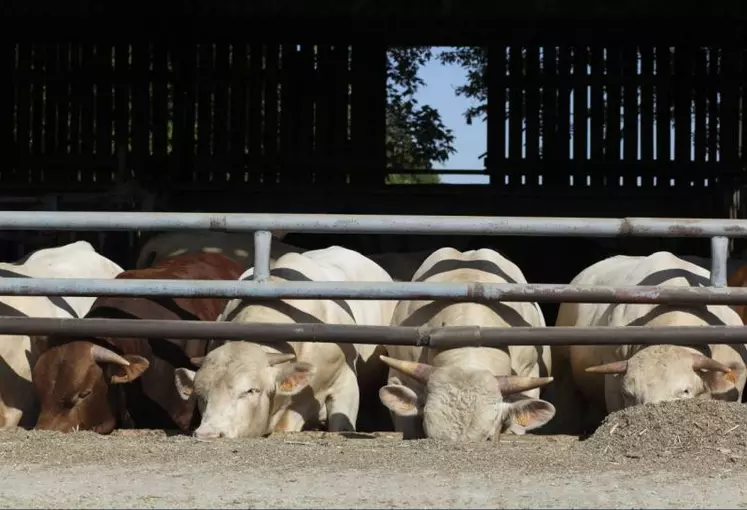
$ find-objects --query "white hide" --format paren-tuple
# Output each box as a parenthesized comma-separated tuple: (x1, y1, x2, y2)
(378, 247, 555, 441)
(174, 245, 397, 439)
(0, 241, 124, 428)
(558, 251, 747, 414)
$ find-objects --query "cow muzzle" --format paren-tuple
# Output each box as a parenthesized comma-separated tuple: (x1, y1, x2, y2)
(35, 414, 77, 433)
(193, 429, 225, 440)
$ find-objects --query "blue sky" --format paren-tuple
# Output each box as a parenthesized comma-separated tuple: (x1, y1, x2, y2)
(415, 48, 488, 184)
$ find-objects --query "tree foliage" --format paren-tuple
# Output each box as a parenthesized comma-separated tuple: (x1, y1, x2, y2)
(439, 47, 489, 126)
(385, 47, 456, 184)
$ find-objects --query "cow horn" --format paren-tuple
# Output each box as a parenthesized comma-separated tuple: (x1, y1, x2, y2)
(90, 345, 130, 366)
(585, 360, 629, 374)
(267, 353, 296, 366)
(495, 375, 554, 396)
(379, 355, 434, 384)
(691, 354, 730, 373)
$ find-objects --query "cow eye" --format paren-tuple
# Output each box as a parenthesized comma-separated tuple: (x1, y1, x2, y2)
(243, 388, 260, 396)
(78, 390, 92, 399)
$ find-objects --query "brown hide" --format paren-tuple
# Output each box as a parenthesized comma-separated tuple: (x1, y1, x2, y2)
(32, 252, 244, 434)
(728, 265, 747, 324)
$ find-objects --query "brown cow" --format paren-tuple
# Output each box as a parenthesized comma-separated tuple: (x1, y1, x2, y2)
(31, 252, 244, 434)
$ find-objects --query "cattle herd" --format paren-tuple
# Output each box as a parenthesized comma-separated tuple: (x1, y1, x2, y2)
(2, 231, 747, 442)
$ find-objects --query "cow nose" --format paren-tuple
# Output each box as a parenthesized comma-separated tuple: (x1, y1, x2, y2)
(35, 415, 71, 433)
(193, 429, 223, 440)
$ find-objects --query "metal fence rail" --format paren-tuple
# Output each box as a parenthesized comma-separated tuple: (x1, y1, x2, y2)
(0, 211, 746, 237)
(0, 212, 737, 295)
(0, 211, 745, 344)
(1, 317, 746, 347)
(3, 278, 747, 304)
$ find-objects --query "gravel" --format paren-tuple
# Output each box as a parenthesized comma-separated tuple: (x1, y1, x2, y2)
(1, 400, 747, 508)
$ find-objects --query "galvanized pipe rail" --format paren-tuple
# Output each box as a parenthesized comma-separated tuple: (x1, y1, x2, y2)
(0, 211, 746, 237)
(0, 211, 739, 302)
(0, 211, 745, 344)
(0, 317, 746, 346)
(3, 278, 747, 305)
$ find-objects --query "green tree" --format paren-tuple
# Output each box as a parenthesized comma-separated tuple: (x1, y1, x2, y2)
(439, 47, 488, 126)
(385, 47, 456, 184)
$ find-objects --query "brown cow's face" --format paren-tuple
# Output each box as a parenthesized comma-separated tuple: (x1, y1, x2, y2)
(32, 341, 150, 434)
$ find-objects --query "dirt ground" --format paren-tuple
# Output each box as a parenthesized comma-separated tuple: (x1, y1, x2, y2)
(2, 400, 747, 509)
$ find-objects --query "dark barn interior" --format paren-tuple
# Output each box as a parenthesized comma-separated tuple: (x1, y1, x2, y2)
(4, 1, 747, 324)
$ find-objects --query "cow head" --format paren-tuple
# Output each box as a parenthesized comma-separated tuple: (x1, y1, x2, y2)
(377, 356, 555, 441)
(174, 342, 313, 439)
(32, 341, 150, 434)
(585, 345, 744, 410)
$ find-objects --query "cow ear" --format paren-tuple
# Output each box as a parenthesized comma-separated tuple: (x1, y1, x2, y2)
(502, 397, 556, 435)
(109, 355, 150, 384)
(700, 363, 744, 400)
(275, 362, 315, 396)
(379, 384, 421, 417)
(174, 368, 197, 401)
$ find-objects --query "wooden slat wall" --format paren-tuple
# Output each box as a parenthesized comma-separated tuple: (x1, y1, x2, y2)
(6, 40, 745, 195)
(7, 42, 386, 190)
(486, 43, 746, 191)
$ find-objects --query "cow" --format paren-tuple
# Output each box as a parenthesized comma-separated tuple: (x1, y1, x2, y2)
(31, 252, 244, 434)
(0, 241, 124, 429)
(172, 245, 398, 439)
(557, 251, 747, 430)
(135, 231, 302, 270)
(377, 247, 556, 441)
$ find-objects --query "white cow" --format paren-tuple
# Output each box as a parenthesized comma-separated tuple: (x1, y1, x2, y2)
(378, 247, 555, 441)
(0, 241, 124, 428)
(173, 246, 397, 439)
(135, 231, 301, 269)
(558, 251, 747, 418)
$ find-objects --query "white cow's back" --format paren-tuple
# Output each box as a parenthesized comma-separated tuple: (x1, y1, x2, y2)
(388, 247, 549, 394)
(406, 247, 545, 328)
(560, 251, 741, 330)
(2, 240, 124, 318)
(228, 245, 396, 328)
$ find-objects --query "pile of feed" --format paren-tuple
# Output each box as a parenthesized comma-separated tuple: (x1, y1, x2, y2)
(582, 399, 747, 460)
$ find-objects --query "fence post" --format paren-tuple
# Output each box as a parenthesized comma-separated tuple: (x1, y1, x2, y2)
(710, 236, 729, 287)
(253, 230, 272, 282)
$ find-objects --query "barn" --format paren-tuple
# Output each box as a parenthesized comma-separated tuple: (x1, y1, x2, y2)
(6, 2, 746, 280)
(3, 1, 747, 506)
